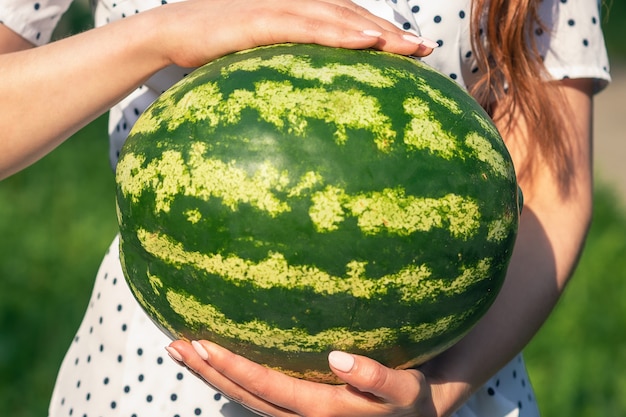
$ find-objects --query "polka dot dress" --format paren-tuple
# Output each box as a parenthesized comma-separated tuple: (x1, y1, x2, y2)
(49, 237, 259, 417)
(0, 1, 611, 416)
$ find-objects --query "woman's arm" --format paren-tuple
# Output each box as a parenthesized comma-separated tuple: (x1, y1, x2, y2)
(169, 77, 595, 417)
(422, 77, 595, 415)
(0, 0, 433, 179)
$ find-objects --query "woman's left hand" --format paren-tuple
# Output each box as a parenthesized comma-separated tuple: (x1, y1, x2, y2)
(167, 340, 439, 417)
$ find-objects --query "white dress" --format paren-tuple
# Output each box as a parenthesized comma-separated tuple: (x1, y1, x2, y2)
(0, 1, 611, 416)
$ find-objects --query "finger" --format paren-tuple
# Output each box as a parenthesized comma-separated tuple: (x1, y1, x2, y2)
(328, 351, 428, 408)
(169, 340, 298, 417)
(303, 0, 439, 56)
(245, 1, 435, 56)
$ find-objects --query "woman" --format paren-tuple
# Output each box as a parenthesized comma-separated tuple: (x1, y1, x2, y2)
(0, 0, 609, 416)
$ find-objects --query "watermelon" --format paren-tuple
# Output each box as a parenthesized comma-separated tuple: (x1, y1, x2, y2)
(115, 43, 521, 384)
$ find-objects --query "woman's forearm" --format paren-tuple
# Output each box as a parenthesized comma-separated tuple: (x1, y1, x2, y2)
(0, 12, 168, 179)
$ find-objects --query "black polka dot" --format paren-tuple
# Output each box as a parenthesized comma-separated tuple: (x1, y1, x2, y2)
(487, 387, 495, 396)
(194, 408, 202, 415)
(33, 3, 40, 10)
(434, 15, 442, 23)
(171, 393, 178, 401)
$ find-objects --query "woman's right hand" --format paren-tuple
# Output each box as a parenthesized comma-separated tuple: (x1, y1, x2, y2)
(148, 0, 436, 68)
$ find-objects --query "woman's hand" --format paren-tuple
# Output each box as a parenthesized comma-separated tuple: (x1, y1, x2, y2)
(149, 0, 437, 68)
(167, 340, 441, 417)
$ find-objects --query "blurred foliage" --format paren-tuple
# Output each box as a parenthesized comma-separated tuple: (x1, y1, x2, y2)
(1, 1, 625, 417)
(0, 117, 118, 417)
(602, 0, 626, 62)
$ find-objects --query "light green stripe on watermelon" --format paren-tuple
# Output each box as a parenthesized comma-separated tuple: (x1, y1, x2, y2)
(130, 79, 396, 151)
(402, 96, 458, 158)
(310, 186, 481, 238)
(227, 80, 396, 149)
(136, 228, 493, 303)
(465, 132, 515, 180)
(116, 143, 291, 215)
(412, 77, 463, 115)
(164, 286, 464, 352)
(221, 53, 397, 88)
(117, 143, 481, 237)
(487, 213, 516, 242)
(402, 97, 513, 179)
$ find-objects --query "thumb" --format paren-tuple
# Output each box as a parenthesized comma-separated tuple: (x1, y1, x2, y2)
(328, 351, 427, 406)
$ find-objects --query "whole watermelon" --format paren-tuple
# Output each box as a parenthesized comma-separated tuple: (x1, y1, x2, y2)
(115, 43, 520, 384)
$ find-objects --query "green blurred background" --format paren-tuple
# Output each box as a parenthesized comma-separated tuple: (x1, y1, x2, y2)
(1, 2, 625, 416)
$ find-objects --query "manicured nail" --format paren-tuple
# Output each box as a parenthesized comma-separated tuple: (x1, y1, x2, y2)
(165, 346, 183, 362)
(328, 351, 355, 373)
(419, 36, 440, 49)
(362, 29, 383, 37)
(192, 340, 210, 360)
(402, 34, 424, 45)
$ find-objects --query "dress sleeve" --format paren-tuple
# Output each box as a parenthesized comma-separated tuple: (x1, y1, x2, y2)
(536, 0, 611, 93)
(0, 0, 74, 46)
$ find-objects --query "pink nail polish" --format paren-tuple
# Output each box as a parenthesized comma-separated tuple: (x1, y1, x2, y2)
(165, 346, 183, 362)
(402, 34, 424, 45)
(191, 340, 210, 360)
(419, 37, 440, 49)
(363, 29, 383, 37)
(328, 351, 355, 373)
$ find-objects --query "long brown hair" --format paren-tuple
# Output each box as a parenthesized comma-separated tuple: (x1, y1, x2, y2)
(469, 0, 573, 191)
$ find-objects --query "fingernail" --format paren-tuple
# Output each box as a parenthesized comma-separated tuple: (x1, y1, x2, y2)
(402, 34, 424, 45)
(419, 36, 440, 49)
(165, 346, 183, 362)
(362, 29, 383, 37)
(192, 340, 210, 360)
(328, 351, 355, 373)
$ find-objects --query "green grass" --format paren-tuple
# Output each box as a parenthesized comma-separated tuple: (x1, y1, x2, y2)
(0, 116, 118, 417)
